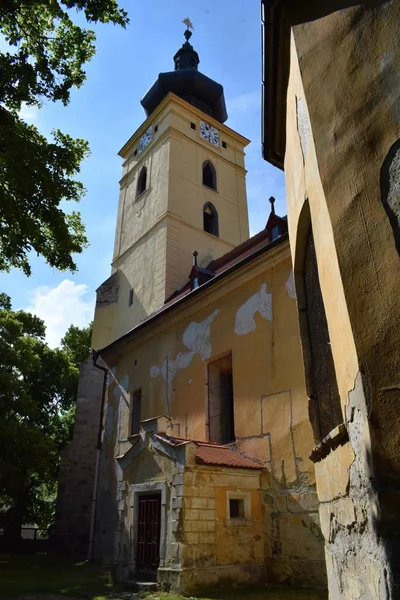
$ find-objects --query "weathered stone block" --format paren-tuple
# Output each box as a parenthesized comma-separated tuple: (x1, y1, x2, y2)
(185, 520, 210, 532)
(198, 509, 215, 521)
(206, 497, 215, 509)
(185, 532, 200, 545)
(172, 496, 183, 509)
(185, 508, 199, 520)
(191, 497, 208, 509)
(197, 532, 215, 544)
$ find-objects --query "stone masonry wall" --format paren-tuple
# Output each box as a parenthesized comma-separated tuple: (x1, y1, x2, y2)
(53, 358, 105, 557)
(179, 467, 265, 594)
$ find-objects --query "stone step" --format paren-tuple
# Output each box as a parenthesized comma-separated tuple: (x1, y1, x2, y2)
(126, 579, 159, 592)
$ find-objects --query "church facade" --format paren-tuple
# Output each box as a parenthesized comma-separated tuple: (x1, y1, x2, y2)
(54, 27, 327, 594)
(54, 3, 400, 597)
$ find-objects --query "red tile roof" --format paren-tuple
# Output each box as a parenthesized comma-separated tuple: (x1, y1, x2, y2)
(195, 445, 262, 470)
(155, 433, 262, 470)
(166, 227, 273, 303)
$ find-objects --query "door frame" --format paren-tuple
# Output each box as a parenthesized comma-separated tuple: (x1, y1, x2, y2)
(130, 481, 167, 578)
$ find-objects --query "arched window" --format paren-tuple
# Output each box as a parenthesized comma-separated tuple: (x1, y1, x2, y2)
(203, 202, 219, 237)
(202, 160, 217, 191)
(136, 166, 147, 197)
(303, 227, 342, 440)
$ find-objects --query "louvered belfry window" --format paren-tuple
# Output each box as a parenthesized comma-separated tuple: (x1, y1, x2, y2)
(304, 230, 342, 440)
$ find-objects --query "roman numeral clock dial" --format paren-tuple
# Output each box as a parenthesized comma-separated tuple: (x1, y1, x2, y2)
(200, 120, 220, 147)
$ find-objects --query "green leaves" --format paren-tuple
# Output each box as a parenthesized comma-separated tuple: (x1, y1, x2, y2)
(61, 321, 93, 367)
(0, 1, 128, 109)
(0, 296, 92, 533)
(0, 107, 90, 275)
(0, 0, 129, 275)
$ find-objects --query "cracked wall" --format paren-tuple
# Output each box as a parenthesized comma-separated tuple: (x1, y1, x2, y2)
(95, 249, 326, 588)
(285, 3, 400, 596)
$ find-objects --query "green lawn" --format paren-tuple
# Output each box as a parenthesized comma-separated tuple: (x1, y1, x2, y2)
(0, 554, 120, 598)
(0, 554, 327, 600)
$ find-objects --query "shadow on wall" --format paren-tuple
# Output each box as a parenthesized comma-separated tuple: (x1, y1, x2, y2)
(380, 138, 400, 256)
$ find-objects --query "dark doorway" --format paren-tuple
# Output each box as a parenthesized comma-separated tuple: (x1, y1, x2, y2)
(208, 354, 235, 444)
(136, 494, 161, 579)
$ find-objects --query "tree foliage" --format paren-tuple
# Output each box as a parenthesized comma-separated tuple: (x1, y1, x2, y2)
(0, 0, 129, 275)
(61, 321, 93, 368)
(0, 295, 92, 537)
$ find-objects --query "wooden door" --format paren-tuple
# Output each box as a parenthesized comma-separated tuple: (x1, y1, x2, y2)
(136, 494, 161, 577)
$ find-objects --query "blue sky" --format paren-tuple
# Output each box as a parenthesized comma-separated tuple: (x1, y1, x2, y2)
(0, 0, 285, 347)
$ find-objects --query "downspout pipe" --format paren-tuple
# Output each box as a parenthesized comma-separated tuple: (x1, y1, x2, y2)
(87, 349, 108, 562)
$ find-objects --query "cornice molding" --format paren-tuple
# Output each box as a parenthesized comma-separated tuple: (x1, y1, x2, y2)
(119, 92, 250, 159)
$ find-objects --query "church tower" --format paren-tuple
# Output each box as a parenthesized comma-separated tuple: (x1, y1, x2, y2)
(92, 27, 250, 350)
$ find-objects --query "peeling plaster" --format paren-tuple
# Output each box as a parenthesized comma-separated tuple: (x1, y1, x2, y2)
(286, 270, 296, 299)
(234, 283, 272, 335)
(296, 96, 312, 161)
(385, 143, 400, 226)
(381, 139, 400, 255)
(323, 372, 393, 598)
(149, 365, 159, 378)
(149, 310, 219, 410)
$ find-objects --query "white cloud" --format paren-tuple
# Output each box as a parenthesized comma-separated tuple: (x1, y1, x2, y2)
(26, 279, 95, 348)
(18, 103, 38, 122)
(228, 91, 260, 114)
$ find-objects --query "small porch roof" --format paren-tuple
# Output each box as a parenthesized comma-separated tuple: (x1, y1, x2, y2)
(156, 433, 262, 470)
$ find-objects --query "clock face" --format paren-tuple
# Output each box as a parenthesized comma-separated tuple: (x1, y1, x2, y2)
(138, 126, 152, 153)
(200, 120, 219, 147)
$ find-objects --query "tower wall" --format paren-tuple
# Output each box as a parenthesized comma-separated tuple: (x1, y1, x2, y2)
(92, 94, 250, 350)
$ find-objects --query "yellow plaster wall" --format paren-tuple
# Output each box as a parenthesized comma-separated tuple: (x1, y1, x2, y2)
(284, 28, 358, 539)
(285, 32, 359, 407)
(284, 16, 400, 595)
(101, 243, 325, 584)
(182, 468, 263, 570)
(106, 247, 307, 456)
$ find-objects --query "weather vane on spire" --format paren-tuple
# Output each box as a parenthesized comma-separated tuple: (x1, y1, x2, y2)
(182, 17, 194, 31)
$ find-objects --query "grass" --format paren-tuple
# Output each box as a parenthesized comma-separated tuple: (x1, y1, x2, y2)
(0, 554, 327, 600)
(141, 592, 326, 600)
(0, 553, 122, 598)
